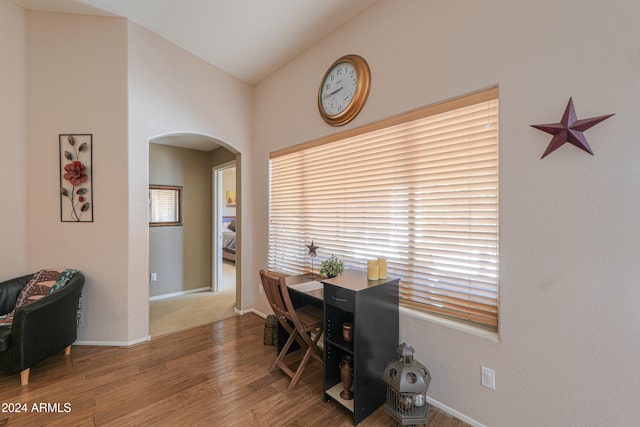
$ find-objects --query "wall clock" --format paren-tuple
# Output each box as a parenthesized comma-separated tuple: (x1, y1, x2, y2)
(318, 54, 371, 126)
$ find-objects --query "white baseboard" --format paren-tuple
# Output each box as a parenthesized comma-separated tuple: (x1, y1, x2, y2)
(234, 307, 268, 318)
(149, 286, 212, 301)
(428, 396, 486, 427)
(74, 335, 151, 347)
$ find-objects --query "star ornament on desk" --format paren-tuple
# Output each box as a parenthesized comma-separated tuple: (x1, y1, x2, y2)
(306, 240, 319, 257)
(531, 97, 614, 159)
(306, 240, 319, 279)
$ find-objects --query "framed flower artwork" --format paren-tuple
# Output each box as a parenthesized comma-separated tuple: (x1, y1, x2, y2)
(59, 134, 93, 222)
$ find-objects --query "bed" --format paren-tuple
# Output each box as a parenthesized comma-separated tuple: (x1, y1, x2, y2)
(222, 216, 236, 262)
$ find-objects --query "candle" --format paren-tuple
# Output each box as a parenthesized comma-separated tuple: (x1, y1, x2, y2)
(377, 257, 388, 279)
(367, 259, 379, 280)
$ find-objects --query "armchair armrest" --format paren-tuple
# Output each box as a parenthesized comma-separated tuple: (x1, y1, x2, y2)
(0, 274, 32, 316)
(8, 275, 84, 372)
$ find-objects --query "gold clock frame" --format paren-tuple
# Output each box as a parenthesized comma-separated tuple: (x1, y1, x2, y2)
(318, 54, 371, 126)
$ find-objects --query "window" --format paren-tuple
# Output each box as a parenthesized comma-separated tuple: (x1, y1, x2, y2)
(268, 87, 499, 331)
(149, 185, 182, 226)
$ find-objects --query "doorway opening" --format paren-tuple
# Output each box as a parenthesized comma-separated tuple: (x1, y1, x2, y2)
(148, 133, 240, 337)
(213, 162, 237, 294)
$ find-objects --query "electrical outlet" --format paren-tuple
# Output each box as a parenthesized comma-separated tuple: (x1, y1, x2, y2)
(481, 366, 495, 390)
(258, 283, 264, 295)
(150, 273, 157, 282)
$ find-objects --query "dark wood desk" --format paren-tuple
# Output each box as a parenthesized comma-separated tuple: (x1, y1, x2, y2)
(283, 270, 399, 425)
(285, 273, 324, 302)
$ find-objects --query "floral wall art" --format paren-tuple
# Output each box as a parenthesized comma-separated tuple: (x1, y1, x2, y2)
(59, 134, 93, 222)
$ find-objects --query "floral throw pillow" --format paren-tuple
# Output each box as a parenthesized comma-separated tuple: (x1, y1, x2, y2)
(0, 269, 78, 327)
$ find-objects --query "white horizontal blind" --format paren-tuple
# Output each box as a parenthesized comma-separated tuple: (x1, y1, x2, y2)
(269, 88, 499, 330)
(150, 188, 180, 224)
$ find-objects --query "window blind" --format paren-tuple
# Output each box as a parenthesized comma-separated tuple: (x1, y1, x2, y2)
(150, 187, 181, 225)
(269, 88, 499, 331)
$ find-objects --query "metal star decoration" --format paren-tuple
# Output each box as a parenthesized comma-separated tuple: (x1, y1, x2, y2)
(306, 240, 319, 258)
(531, 97, 614, 159)
(306, 240, 319, 279)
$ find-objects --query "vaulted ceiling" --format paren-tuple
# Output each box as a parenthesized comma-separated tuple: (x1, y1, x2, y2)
(10, 0, 378, 150)
(10, 0, 379, 84)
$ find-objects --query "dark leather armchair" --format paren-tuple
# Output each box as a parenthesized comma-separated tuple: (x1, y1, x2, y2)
(0, 272, 84, 385)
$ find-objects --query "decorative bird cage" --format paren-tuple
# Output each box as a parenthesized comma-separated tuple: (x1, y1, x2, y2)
(382, 343, 431, 426)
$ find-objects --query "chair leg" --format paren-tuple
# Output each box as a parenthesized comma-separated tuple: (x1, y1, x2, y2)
(65, 345, 71, 356)
(20, 368, 30, 386)
(290, 330, 324, 390)
(270, 328, 298, 373)
(287, 346, 313, 390)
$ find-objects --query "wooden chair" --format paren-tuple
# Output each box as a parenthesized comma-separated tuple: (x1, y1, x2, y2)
(259, 270, 323, 390)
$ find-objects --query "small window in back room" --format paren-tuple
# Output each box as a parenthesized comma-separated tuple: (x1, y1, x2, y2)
(149, 185, 183, 226)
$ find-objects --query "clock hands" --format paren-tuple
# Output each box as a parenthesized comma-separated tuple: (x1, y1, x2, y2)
(323, 86, 344, 99)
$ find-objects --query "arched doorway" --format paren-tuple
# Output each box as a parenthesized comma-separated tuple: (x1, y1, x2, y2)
(147, 132, 240, 337)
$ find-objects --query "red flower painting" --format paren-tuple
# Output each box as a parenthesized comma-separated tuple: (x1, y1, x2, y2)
(60, 135, 92, 222)
(63, 161, 88, 186)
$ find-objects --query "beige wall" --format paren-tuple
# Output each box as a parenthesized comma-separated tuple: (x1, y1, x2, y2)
(149, 143, 212, 297)
(0, 1, 28, 276)
(127, 21, 254, 340)
(0, 6, 254, 344)
(211, 146, 236, 167)
(26, 11, 130, 343)
(253, 0, 640, 425)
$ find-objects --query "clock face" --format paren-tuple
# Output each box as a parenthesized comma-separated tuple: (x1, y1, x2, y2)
(320, 61, 358, 116)
(318, 54, 370, 126)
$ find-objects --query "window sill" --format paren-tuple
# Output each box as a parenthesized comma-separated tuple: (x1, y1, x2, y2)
(399, 305, 500, 343)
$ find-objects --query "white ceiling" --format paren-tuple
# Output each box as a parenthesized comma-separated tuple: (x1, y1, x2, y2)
(10, 0, 378, 151)
(10, 0, 379, 85)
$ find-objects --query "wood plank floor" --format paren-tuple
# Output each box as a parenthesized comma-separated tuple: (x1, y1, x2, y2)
(0, 314, 470, 426)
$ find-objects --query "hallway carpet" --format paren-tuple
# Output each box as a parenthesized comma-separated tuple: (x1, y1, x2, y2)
(149, 262, 237, 337)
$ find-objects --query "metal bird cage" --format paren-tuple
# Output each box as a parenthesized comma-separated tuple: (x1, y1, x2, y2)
(382, 343, 431, 426)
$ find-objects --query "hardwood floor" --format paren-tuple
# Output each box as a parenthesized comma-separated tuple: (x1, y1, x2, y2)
(0, 314, 470, 426)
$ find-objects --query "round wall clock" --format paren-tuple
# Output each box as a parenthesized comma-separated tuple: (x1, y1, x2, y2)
(318, 54, 371, 126)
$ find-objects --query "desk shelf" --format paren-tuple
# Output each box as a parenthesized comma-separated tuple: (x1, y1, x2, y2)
(321, 270, 399, 425)
(326, 382, 354, 412)
(325, 335, 353, 353)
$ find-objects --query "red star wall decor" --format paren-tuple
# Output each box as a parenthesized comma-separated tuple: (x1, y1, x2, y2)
(531, 97, 614, 159)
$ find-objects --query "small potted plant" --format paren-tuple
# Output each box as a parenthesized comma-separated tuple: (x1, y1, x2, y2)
(320, 254, 345, 278)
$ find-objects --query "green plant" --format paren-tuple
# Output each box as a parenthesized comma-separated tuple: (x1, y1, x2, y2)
(320, 254, 344, 278)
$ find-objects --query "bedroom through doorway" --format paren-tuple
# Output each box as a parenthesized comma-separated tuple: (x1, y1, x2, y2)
(214, 163, 236, 295)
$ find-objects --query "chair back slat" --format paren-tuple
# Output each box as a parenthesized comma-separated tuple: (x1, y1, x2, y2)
(260, 270, 290, 321)
(259, 270, 315, 335)
(275, 276, 308, 334)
